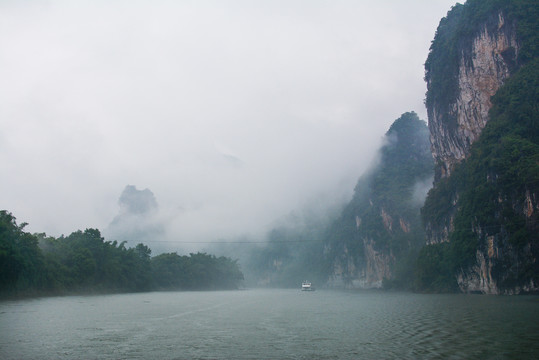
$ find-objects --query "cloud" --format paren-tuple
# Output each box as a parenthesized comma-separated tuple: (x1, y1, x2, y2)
(0, 0, 456, 247)
(411, 176, 435, 207)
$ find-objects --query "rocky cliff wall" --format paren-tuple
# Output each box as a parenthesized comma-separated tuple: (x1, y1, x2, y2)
(456, 189, 539, 294)
(422, 1, 538, 294)
(425, 12, 519, 244)
(327, 210, 397, 289)
(428, 12, 519, 180)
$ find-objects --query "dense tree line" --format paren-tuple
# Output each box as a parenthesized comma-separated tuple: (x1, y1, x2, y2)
(0, 210, 243, 298)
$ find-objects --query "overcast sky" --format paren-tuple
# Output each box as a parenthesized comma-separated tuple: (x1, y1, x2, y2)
(1, 0, 457, 247)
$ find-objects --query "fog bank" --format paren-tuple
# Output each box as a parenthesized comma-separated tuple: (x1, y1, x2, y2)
(0, 1, 456, 244)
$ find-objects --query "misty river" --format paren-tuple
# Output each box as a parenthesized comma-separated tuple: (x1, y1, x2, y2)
(1, 289, 538, 359)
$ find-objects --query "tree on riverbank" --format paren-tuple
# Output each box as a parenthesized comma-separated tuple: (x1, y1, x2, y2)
(0, 211, 243, 297)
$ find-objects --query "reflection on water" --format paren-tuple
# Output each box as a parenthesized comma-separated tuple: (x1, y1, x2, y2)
(1, 289, 538, 359)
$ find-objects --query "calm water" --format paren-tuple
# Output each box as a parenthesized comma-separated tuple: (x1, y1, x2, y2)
(1, 289, 538, 359)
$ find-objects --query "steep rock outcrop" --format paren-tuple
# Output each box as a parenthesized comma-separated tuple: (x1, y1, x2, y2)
(428, 12, 518, 180)
(421, 0, 538, 294)
(326, 112, 433, 289)
(327, 215, 398, 289)
(454, 178, 539, 294)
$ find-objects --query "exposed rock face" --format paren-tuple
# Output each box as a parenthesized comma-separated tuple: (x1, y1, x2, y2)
(456, 232, 538, 294)
(457, 247, 500, 294)
(424, 191, 458, 245)
(458, 189, 538, 294)
(399, 218, 410, 233)
(423, 3, 538, 294)
(361, 237, 394, 288)
(328, 214, 397, 290)
(425, 12, 519, 245)
(428, 13, 519, 180)
(381, 209, 393, 232)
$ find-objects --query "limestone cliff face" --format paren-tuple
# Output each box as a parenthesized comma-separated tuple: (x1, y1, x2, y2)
(422, 1, 538, 294)
(424, 191, 458, 245)
(455, 190, 539, 294)
(425, 10, 520, 245)
(328, 209, 398, 289)
(428, 12, 519, 180)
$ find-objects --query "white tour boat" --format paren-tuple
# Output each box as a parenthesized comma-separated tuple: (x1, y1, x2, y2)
(301, 281, 315, 291)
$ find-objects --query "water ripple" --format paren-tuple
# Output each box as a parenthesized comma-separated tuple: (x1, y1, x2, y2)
(0, 290, 538, 359)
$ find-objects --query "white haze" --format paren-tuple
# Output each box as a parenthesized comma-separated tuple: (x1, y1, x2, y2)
(0, 0, 455, 249)
(411, 175, 435, 206)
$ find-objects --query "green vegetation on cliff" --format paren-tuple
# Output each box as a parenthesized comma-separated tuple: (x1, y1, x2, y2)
(418, 59, 539, 292)
(418, 0, 538, 292)
(229, 113, 434, 290)
(425, 0, 538, 129)
(325, 112, 434, 289)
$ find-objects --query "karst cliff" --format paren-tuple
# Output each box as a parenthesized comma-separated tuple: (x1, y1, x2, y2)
(427, 11, 518, 181)
(419, 0, 538, 294)
(325, 112, 433, 289)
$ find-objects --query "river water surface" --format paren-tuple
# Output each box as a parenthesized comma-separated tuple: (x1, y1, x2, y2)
(1, 289, 538, 359)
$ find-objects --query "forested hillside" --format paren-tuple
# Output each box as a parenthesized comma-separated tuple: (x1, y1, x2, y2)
(324, 112, 433, 289)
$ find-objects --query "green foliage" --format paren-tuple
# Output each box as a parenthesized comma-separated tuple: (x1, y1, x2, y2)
(245, 112, 433, 290)
(325, 112, 434, 289)
(421, 175, 457, 226)
(151, 252, 243, 290)
(0, 211, 46, 294)
(418, 56, 539, 292)
(425, 0, 538, 129)
(414, 243, 458, 292)
(0, 212, 244, 298)
(36, 229, 154, 293)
